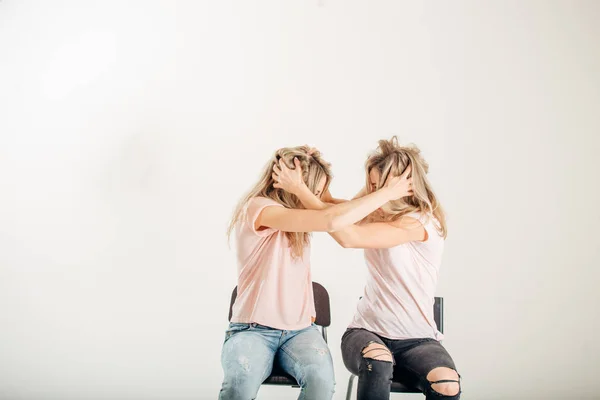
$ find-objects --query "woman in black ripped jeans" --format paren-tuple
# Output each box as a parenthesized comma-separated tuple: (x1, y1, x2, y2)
(273, 137, 461, 400)
(337, 138, 461, 400)
(341, 330, 459, 400)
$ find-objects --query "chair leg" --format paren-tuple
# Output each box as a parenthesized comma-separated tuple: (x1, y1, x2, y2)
(346, 374, 356, 400)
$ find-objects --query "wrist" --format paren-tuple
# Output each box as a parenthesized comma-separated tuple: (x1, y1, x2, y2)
(379, 187, 394, 201)
(294, 182, 311, 197)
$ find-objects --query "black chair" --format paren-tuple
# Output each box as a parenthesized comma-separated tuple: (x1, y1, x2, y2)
(345, 297, 444, 400)
(228, 282, 331, 388)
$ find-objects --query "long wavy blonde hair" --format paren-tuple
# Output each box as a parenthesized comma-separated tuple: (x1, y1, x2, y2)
(366, 136, 447, 238)
(227, 145, 333, 257)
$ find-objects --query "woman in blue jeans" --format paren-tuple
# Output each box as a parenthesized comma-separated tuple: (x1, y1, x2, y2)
(219, 145, 413, 400)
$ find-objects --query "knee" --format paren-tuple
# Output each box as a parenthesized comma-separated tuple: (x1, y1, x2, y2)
(301, 364, 335, 395)
(426, 367, 461, 397)
(362, 342, 393, 363)
(220, 367, 262, 400)
(360, 342, 393, 379)
(220, 379, 261, 400)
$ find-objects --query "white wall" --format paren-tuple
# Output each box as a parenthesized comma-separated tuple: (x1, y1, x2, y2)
(1, 1, 599, 399)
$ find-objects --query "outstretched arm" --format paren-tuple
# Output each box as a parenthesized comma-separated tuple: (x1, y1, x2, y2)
(289, 185, 425, 248)
(256, 159, 411, 233)
(269, 158, 422, 247)
(327, 217, 427, 248)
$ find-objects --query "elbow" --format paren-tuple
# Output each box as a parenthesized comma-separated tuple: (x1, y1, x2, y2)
(337, 238, 360, 248)
(327, 214, 346, 232)
(324, 213, 336, 232)
(332, 234, 358, 249)
(338, 240, 353, 249)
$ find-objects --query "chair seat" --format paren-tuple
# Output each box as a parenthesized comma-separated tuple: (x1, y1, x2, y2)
(390, 369, 421, 393)
(263, 374, 298, 386)
(390, 380, 420, 393)
(262, 362, 299, 387)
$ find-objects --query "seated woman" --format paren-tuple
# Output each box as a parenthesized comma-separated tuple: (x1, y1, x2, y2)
(272, 138, 461, 400)
(219, 145, 413, 400)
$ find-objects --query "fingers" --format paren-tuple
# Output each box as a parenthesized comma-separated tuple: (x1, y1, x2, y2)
(273, 158, 285, 175)
(273, 157, 302, 173)
(271, 172, 279, 182)
(276, 158, 292, 171)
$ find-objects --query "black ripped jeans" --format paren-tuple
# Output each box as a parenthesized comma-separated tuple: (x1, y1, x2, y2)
(342, 328, 461, 400)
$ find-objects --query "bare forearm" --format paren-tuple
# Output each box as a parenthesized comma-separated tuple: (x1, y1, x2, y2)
(326, 197, 348, 204)
(295, 186, 331, 210)
(325, 188, 392, 231)
(352, 186, 367, 200)
(289, 185, 391, 231)
(294, 186, 354, 242)
(328, 228, 356, 247)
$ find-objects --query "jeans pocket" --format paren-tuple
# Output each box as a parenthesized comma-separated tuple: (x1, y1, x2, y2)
(227, 322, 250, 330)
(224, 323, 250, 343)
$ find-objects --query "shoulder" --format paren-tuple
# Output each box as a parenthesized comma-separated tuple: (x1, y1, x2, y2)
(392, 212, 444, 243)
(246, 196, 285, 216)
(402, 211, 442, 231)
(245, 196, 285, 237)
(390, 214, 423, 229)
(248, 196, 283, 209)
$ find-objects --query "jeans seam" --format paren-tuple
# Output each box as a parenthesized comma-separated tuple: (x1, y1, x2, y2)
(280, 342, 301, 365)
(279, 342, 307, 388)
(258, 353, 273, 385)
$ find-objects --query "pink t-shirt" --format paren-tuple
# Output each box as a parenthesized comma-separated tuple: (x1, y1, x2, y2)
(230, 197, 316, 331)
(349, 212, 445, 340)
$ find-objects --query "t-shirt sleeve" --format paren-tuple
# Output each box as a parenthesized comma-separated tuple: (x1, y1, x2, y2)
(406, 212, 428, 226)
(245, 197, 285, 237)
(405, 211, 431, 241)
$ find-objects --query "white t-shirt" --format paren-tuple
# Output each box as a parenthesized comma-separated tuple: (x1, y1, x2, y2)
(348, 212, 445, 340)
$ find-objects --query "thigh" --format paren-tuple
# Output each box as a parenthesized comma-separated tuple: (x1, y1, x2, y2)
(340, 328, 388, 376)
(221, 324, 277, 387)
(393, 339, 457, 391)
(277, 325, 334, 381)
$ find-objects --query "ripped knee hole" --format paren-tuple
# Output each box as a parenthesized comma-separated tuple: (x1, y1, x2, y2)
(361, 342, 393, 363)
(428, 367, 461, 396)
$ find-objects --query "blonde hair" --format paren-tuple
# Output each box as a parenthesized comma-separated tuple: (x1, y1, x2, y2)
(365, 136, 447, 238)
(227, 146, 333, 257)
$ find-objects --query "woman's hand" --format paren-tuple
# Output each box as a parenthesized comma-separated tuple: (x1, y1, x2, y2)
(272, 158, 305, 195)
(383, 165, 413, 200)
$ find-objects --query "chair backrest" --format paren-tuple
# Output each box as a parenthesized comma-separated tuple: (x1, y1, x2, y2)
(434, 297, 444, 334)
(228, 281, 331, 327)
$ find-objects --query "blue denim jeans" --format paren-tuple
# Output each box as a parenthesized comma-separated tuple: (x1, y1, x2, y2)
(219, 322, 335, 400)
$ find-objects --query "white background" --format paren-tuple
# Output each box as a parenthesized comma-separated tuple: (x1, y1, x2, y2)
(1, 1, 599, 399)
